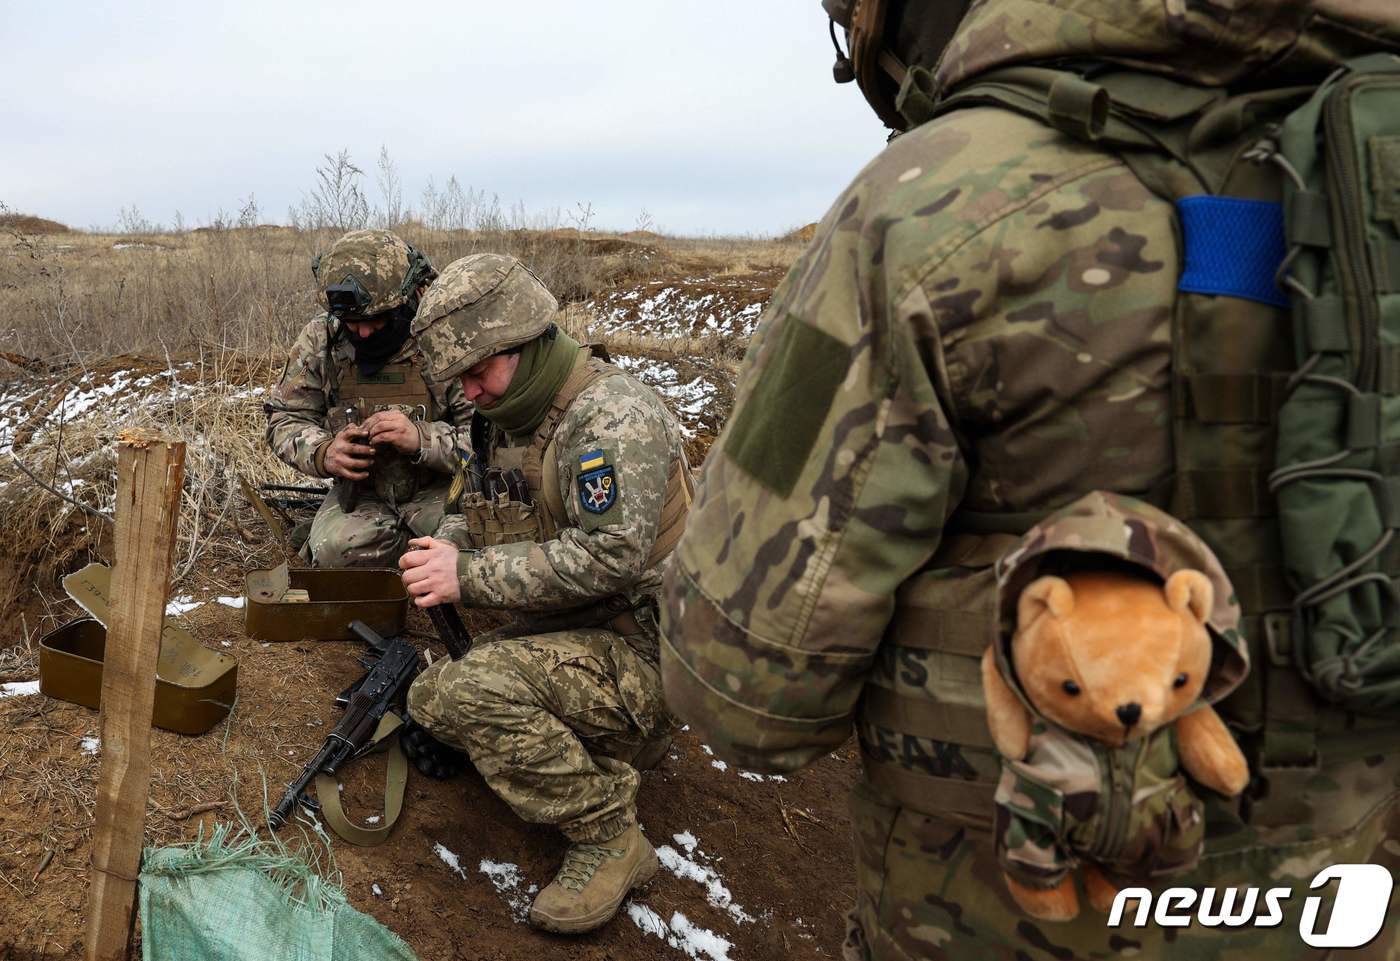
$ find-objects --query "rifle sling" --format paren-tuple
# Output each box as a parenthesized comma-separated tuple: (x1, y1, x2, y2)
(314, 711, 409, 846)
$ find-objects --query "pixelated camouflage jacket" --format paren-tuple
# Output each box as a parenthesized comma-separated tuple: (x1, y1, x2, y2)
(265, 315, 471, 480)
(436, 369, 685, 618)
(661, 0, 1398, 776)
(990, 492, 1247, 889)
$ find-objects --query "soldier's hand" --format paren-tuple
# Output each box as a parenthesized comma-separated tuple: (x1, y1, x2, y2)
(400, 536, 462, 606)
(364, 409, 421, 454)
(324, 425, 375, 480)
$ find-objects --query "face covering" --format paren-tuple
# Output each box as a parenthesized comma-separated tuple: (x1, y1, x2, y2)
(475, 329, 581, 439)
(344, 305, 414, 377)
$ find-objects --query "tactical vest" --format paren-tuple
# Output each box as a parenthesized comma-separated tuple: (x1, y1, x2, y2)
(330, 356, 439, 506)
(453, 345, 694, 570)
(862, 58, 1400, 831)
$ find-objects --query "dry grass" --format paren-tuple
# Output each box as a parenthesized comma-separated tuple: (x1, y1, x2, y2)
(0, 349, 301, 638)
(0, 220, 799, 366)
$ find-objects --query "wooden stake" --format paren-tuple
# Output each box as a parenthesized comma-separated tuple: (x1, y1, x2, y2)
(85, 430, 185, 961)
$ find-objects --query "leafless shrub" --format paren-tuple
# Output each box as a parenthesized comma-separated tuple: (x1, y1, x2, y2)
(292, 149, 370, 232)
(374, 146, 405, 228)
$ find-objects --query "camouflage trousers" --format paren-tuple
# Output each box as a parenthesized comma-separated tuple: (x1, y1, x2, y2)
(306, 478, 450, 568)
(406, 617, 673, 843)
(844, 752, 1400, 960)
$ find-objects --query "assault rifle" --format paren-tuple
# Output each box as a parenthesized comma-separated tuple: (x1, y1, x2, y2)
(269, 608, 473, 829)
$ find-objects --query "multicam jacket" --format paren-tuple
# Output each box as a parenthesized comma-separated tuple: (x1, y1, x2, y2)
(990, 493, 1247, 889)
(264, 316, 471, 484)
(659, 0, 1399, 837)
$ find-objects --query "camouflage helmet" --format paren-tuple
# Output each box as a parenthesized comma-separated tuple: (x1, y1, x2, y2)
(312, 229, 436, 318)
(411, 253, 559, 381)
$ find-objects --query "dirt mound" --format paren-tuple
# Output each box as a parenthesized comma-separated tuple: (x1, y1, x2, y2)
(782, 223, 818, 244)
(0, 213, 71, 235)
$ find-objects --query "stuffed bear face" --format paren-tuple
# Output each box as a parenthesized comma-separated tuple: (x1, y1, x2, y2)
(1011, 570, 1214, 747)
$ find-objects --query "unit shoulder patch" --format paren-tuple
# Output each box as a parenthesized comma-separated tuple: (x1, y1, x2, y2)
(577, 449, 617, 515)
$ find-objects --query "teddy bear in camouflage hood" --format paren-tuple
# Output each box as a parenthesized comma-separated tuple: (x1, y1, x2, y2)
(985, 492, 1250, 920)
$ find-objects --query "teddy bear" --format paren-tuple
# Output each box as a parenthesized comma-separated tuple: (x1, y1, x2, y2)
(980, 566, 1251, 921)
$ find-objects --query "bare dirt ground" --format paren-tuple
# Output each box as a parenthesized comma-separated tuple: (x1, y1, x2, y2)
(0, 226, 857, 961)
(0, 600, 858, 961)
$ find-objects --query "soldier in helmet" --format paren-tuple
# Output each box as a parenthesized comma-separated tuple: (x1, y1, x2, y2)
(265, 229, 470, 566)
(397, 253, 692, 933)
(662, 2, 1400, 960)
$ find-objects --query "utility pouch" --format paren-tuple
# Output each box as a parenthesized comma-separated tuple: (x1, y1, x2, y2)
(454, 489, 545, 547)
(1268, 55, 1400, 715)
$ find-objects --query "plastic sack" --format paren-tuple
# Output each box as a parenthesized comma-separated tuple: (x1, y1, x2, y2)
(139, 823, 418, 961)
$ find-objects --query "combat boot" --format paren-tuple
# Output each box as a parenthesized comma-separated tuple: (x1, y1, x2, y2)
(528, 823, 658, 934)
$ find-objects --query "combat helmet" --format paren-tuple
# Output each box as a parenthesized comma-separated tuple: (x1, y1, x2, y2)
(312, 229, 436, 319)
(411, 254, 559, 381)
(823, 0, 972, 131)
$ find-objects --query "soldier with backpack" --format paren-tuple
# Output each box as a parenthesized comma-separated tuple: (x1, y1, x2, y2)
(661, 2, 1400, 957)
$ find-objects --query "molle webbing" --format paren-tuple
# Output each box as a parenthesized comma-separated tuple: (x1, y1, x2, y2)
(336, 360, 435, 416)
(862, 756, 995, 822)
(858, 530, 1008, 817)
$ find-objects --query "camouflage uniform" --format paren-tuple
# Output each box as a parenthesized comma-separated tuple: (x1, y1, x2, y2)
(405, 254, 688, 844)
(661, 3, 1400, 958)
(264, 230, 469, 567)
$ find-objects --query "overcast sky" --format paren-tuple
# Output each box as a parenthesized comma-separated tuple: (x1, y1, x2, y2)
(2, 1, 887, 236)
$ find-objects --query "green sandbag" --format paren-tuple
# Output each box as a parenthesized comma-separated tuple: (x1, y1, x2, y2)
(139, 823, 418, 961)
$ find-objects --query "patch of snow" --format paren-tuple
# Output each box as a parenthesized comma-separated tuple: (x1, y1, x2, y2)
(112, 242, 158, 250)
(433, 843, 467, 879)
(366, 815, 380, 824)
(372, 883, 383, 897)
(627, 903, 733, 961)
(611, 354, 718, 438)
(479, 859, 538, 923)
(0, 680, 41, 698)
(220, 641, 231, 647)
(586, 276, 772, 342)
(738, 771, 787, 783)
(164, 596, 202, 616)
(655, 843, 754, 924)
(673, 831, 698, 854)
(710, 759, 728, 772)
(80, 736, 100, 755)
(215, 596, 245, 609)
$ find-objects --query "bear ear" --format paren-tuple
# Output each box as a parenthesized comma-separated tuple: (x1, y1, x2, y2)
(1018, 576, 1074, 626)
(1165, 570, 1214, 625)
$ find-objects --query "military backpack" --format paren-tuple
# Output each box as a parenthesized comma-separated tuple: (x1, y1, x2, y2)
(910, 52, 1400, 823)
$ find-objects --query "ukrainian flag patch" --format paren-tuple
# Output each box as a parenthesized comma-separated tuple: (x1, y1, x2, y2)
(577, 450, 616, 515)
